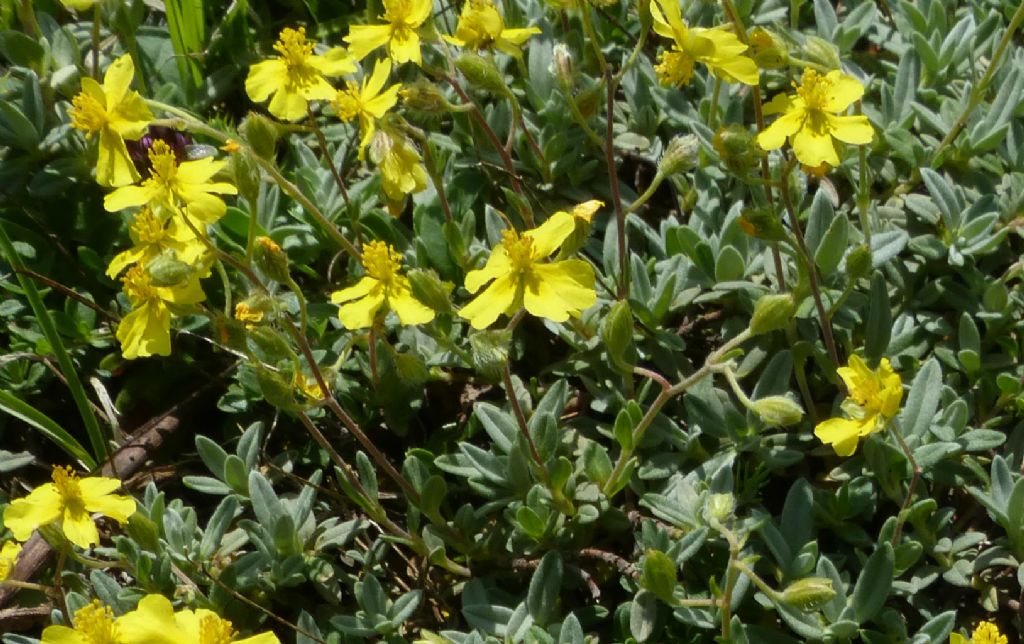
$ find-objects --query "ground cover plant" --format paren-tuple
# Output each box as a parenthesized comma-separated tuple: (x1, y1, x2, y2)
(2, 0, 1024, 641)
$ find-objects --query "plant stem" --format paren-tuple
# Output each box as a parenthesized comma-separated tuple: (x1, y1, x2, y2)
(707, 76, 723, 131)
(605, 68, 629, 300)
(888, 421, 922, 546)
(306, 109, 361, 250)
(626, 172, 665, 214)
(503, 362, 547, 474)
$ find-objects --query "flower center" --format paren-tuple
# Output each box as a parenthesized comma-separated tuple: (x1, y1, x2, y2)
(383, 0, 417, 27)
(655, 49, 695, 87)
(333, 83, 363, 122)
(73, 601, 120, 644)
(234, 302, 264, 325)
(500, 230, 535, 273)
(69, 92, 108, 133)
(122, 265, 159, 306)
(131, 209, 167, 245)
(795, 69, 831, 111)
(457, 0, 503, 48)
(361, 240, 401, 284)
(52, 466, 85, 506)
(199, 614, 237, 644)
(972, 622, 1007, 644)
(274, 27, 316, 68)
(147, 140, 178, 184)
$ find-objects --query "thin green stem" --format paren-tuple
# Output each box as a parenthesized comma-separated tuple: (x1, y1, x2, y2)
(214, 260, 232, 317)
(503, 362, 547, 474)
(856, 101, 871, 245)
(579, 4, 609, 73)
(888, 421, 922, 546)
(626, 173, 665, 214)
(306, 109, 361, 250)
(707, 76, 723, 131)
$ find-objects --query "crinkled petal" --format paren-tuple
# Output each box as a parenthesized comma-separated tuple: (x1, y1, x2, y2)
(464, 248, 511, 293)
(174, 157, 225, 184)
(406, 0, 433, 25)
(267, 85, 310, 122)
(522, 260, 596, 322)
(344, 25, 392, 61)
(331, 277, 379, 303)
(827, 113, 873, 145)
(707, 53, 759, 85)
(161, 276, 206, 306)
(96, 128, 141, 188)
(299, 76, 338, 102)
(104, 183, 152, 212)
(61, 506, 100, 548)
(459, 273, 518, 329)
(389, 31, 422, 65)
(181, 193, 228, 224)
(790, 123, 839, 167)
(109, 92, 153, 139)
(310, 47, 357, 77)
(102, 54, 135, 109)
(106, 247, 146, 278)
(116, 594, 184, 644)
(824, 70, 865, 112)
(757, 107, 804, 151)
(245, 59, 288, 103)
(39, 625, 88, 644)
(338, 291, 386, 329)
(500, 27, 541, 46)
(364, 84, 401, 119)
(649, 0, 681, 41)
(81, 478, 135, 523)
(388, 281, 435, 325)
(363, 59, 393, 101)
(3, 485, 62, 541)
(814, 417, 864, 457)
(526, 211, 575, 259)
(117, 301, 171, 360)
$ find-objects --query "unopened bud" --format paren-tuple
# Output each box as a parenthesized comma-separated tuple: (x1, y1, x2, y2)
(407, 269, 454, 314)
(469, 329, 511, 382)
(747, 27, 788, 69)
(846, 243, 872, 279)
(600, 300, 635, 374)
(781, 577, 836, 609)
(749, 396, 804, 427)
(551, 44, 574, 86)
(749, 293, 796, 335)
(739, 208, 788, 242)
(248, 326, 295, 364)
(802, 36, 841, 71)
(400, 80, 454, 114)
(146, 255, 192, 286)
(234, 294, 275, 325)
(659, 134, 700, 176)
(239, 113, 281, 159)
(713, 124, 760, 174)
(256, 367, 299, 411)
(704, 493, 736, 523)
(455, 53, 508, 96)
(253, 236, 290, 283)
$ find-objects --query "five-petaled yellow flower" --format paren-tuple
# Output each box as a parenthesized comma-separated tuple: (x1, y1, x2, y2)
(444, 0, 541, 56)
(649, 0, 758, 87)
(814, 355, 902, 457)
(3, 466, 136, 549)
(115, 594, 280, 644)
(105, 207, 206, 279)
(0, 541, 21, 581)
(370, 128, 429, 205)
(344, 0, 433, 66)
(951, 621, 1007, 644)
(460, 211, 597, 329)
(333, 59, 402, 157)
(116, 265, 206, 360)
(68, 54, 153, 187)
(758, 69, 874, 168)
(104, 140, 238, 225)
(331, 240, 435, 328)
(246, 26, 356, 121)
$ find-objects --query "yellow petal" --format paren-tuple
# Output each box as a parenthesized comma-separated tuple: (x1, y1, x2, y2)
(344, 25, 392, 61)
(181, 193, 228, 224)
(311, 47, 357, 76)
(331, 276, 379, 303)
(364, 84, 401, 119)
(109, 92, 154, 139)
(824, 70, 865, 112)
(174, 157, 225, 184)
(828, 114, 873, 145)
(267, 86, 310, 122)
(106, 247, 146, 278)
(813, 417, 863, 457)
(464, 248, 511, 293)
(363, 59, 393, 100)
(3, 485, 62, 541)
(526, 211, 575, 259)
(116, 594, 185, 644)
(790, 123, 839, 167)
(39, 625, 85, 644)
(245, 59, 288, 103)
(117, 301, 171, 360)
(388, 281, 436, 325)
(338, 292, 386, 329)
(757, 108, 804, 151)
(406, 0, 433, 25)
(161, 277, 206, 305)
(81, 478, 136, 523)
(102, 54, 135, 109)
(103, 184, 151, 212)
(96, 128, 141, 188)
(389, 31, 422, 65)
(61, 506, 100, 548)
(762, 91, 795, 116)
(708, 54, 759, 85)
(522, 260, 596, 321)
(500, 27, 541, 46)
(459, 273, 518, 329)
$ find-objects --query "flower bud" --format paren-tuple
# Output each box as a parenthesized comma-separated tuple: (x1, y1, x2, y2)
(749, 396, 805, 427)
(747, 27, 788, 69)
(600, 300, 635, 374)
(407, 269, 454, 314)
(551, 44, 574, 86)
(802, 36, 842, 71)
(248, 326, 296, 364)
(738, 208, 788, 242)
(146, 254, 192, 287)
(846, 243, 872, 280)
(239, 113, 281, 160)
(400, 80, 454, 115)
(253, 236, 290, 283)
(704, 493, 736, 523)
(256, 367, 300, 411)
(469, 329, 511, 382)
(455, 53, 509, 96)
(781, 577, 836, 609)
(659, 134, 700, 176)
(749, 293, 796, 335)
(713, 124, 761, 174)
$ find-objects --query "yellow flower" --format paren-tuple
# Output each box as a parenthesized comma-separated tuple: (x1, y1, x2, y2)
(459, 211, 597, 329)
(649, 0, 758, 87)
(106, 208, 206, 278)
(104, 140, 238, 225)
(758, 69, 874, 167)
(332, 59, 402, 157)
(444, 0, 541, 56)
(950, 621, 1007, 644)
(370, 128, 429, 204)
(245, 27, 356, 122)
(814, 355, 903, 456)
(344, 0, 433, 66)
(0, 541, 21, 581)
(569, 200, 603, 224)
(293, 371, 325, 402)
(115, 594, 280, 644)
(41, 600, 127, 644)
(330, 240, 435, 328)
(234, 302, 265, 325)
(3, 466, 136, 549)
(68, 54, 153, 187)
(116, 265, 206, 360)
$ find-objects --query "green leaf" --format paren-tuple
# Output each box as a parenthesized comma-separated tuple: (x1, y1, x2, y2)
(527, 551, 563, 626)
(849, 542, 893, 623)
(814, 214, 848, 276)
(0, 29, 44, 68)
(864, 274, 891, 363)
(914, 610, 955, 642)
(614, 407, 635, 452)
(199, 496, 238, 559)
(629, 590, 658, 642)
(196, 435, 229, 480)
(641, 549, 677, 602)
(0, 389, 94, 468)
(164, 0, 205, 91)
(900, 358, 942, 439)
(920, 168, 962, 232)
(558, 613, 585, 644)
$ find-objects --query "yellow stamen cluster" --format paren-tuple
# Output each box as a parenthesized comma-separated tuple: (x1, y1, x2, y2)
(234, 302, 264, 325)
(69, 93, 107, 133)
(655, 50, 695, 87)
(500, 230, 535, 272)
(361, 240, 402, 284)
(122, 265, 158, 306)
(73, 600, 120, 644)
(199, 613, 238, 644)
(51, 465, 84, 508)
(795, 69, 831, 110)
(333, 82, 363, 121)
(274, 27, 317, 68)
(148, 141, 179, 183)
(131, 209, 167, 245)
